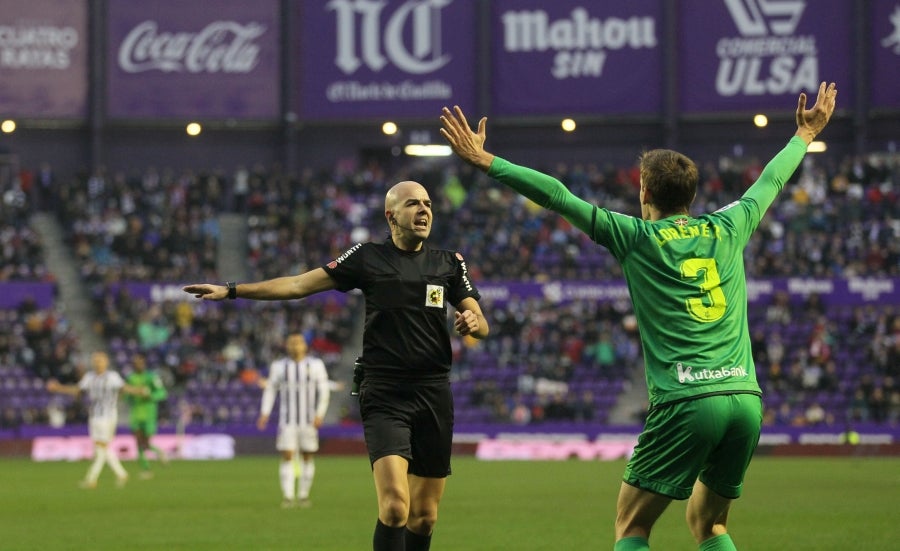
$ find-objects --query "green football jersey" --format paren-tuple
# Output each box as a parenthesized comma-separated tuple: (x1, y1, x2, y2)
(126, 371, 168, 421)
(488, 136, 808, 407)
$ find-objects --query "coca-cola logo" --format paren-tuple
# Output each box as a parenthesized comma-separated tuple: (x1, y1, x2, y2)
(117, 20, 265, 74)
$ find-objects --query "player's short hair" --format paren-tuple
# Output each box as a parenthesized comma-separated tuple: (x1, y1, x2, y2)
(639, 149, 698, 214)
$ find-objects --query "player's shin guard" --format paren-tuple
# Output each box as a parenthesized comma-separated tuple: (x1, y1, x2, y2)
(699, 534, 736, 551)
(279, 460, 296, 500)
(405, 528, 432, 551)
(373, 519, 405, 551)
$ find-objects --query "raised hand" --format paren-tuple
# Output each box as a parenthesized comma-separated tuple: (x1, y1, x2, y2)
(795, 81, 837, 144)
(440, 106, 495, 172)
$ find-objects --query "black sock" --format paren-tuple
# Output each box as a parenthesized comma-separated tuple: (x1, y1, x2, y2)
(405, 529, 432, 551)
(373, 519, 405, 551)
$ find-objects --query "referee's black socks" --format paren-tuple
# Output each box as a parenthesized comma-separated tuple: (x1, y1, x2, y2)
(404, 528, 432, 551)
(373, 519, 405, 551)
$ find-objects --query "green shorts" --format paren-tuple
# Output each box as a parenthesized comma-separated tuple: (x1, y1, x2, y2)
(130, 418, 159, 437)
(623, 393, 762, 500)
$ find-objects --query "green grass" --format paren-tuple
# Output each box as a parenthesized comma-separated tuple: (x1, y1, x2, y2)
(2, 455, 898, 550)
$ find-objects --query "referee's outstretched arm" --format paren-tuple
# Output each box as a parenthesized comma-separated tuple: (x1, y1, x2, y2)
(183, 268, 336, 302)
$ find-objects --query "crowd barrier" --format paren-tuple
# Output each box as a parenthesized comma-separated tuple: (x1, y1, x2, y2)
(3, 422, 898, 460)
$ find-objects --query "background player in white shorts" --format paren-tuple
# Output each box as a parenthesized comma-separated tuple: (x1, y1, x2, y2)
(257, 333, 331, 508)
(47, 350, 149, 488)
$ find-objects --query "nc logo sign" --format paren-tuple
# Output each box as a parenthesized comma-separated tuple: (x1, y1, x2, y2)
(328, 0, 452, 75)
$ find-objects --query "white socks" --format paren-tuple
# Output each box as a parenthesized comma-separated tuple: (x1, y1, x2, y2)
(280, 460, 296, 500)
(298, 459, 315, 500)
(105, 446, 128, 479)
(86, 445, 107, 483)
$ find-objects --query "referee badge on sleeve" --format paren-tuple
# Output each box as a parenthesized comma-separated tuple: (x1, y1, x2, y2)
(426, 284, 444, 307)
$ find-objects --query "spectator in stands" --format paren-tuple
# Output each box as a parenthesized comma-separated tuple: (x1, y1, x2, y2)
(441, 82, 836, 551)
(804, 401, 827, 426)
(888, 388, 900, 424)
(184, 179, 489, 551)
(868, 386, 889, 423)
(571, 390, 597, 422)
(764, 291, 792, 326)
(847, 388, 870, 422)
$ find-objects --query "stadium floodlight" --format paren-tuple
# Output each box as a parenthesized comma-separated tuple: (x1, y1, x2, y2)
(753, 114, 768, 128)
(382, 121, 398, 135)
(561, 118, 576, 132)
(186, 122, 202, 136)
(404, 144, 452, 157)
(0, 120, 15, 133)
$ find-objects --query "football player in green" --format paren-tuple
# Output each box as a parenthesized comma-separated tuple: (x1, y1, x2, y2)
(441, 82, 837, 551)
(126, 353, 169, 478)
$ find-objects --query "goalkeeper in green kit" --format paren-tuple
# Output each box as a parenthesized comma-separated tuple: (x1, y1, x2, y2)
(126, 354, 169, 478)
(441, 82, 837, 551)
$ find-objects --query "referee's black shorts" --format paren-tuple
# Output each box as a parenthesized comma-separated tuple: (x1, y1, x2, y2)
(358, 377, 454, 478)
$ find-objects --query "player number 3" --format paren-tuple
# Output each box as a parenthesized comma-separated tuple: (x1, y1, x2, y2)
(680, 258, 726, 322)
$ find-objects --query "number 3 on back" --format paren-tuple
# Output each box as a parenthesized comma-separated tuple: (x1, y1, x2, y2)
(681, 258, 726, 322)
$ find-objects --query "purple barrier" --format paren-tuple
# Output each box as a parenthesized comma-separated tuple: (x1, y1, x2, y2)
(3, 278, 899, 310)
(477, 277, 900, 307)
(0, 282, 57, 309)
(10, 421, 900, 445)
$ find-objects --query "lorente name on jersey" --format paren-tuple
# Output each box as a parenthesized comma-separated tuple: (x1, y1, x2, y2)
(676, 363, 748, 384)
(656, 221, 722, 248)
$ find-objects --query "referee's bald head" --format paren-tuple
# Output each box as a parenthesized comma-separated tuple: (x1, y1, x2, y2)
(385, 180, 428, 212)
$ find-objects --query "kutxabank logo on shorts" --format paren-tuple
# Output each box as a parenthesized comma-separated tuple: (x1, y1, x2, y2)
(715, 0, 818, 97)
(325, 0, 454, 103)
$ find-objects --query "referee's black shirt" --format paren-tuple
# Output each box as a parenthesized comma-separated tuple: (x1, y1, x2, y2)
(323, 238, 481, 380)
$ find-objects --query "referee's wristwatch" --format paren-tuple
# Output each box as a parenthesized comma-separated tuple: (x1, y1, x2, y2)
(225, 281, 237, 300)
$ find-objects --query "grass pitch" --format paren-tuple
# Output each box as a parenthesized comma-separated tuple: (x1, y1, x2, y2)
(2, 455, 898, 550)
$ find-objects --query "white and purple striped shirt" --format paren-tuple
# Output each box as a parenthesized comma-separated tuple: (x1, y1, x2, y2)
(260, 356, 330, 428)
(78, 371, 125, 420)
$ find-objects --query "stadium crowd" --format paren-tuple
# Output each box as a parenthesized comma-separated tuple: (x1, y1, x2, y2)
(1, 147, 899, 431)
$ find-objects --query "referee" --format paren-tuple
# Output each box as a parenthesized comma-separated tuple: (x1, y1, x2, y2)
(184, 180, 489, 551)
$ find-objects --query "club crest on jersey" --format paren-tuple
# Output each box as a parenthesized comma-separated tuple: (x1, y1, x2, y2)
(426, 284, 444, 308)
(674, 217, 689, 227)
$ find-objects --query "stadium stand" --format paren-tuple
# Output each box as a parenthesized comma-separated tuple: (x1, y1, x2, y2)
(3, 149, 900, 435)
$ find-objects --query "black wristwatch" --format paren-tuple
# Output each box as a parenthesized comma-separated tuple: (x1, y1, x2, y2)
(225, 281, 237, 300)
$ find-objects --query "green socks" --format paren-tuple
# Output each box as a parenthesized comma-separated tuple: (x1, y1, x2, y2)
(614, 534, 734, 550)
(699, 534, 736, 551)
(614, 536, 650, 551)
(137, 448, 150, 471)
